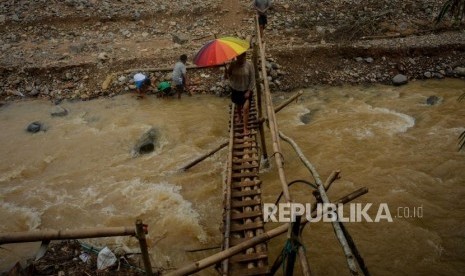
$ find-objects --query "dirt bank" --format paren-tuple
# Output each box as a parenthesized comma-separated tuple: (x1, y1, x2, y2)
(1, 0, 464, 104)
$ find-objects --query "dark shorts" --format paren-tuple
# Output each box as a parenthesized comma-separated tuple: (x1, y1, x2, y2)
(175, 84, 184, 92)
(258, 14, 267, 26)
(231, 89, 248, 106)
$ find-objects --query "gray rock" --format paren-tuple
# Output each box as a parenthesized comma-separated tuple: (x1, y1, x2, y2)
(172, 33, 188, 44)
(0, 15, 6, 24)
(26, 121, 42, 133)
(424, 72, 432, 78)
(454, 67, 465, 76)
(29, 88, 40, 96)
(433, 72, 444, 79)
(51, 106, 68, 117)
(98, 52, 109, 61)
(365, 57, 374, 63)
(300, 112, 313, 124)
(392, 74, 408, 86)
(426, 96, 440, 106)
(355, 57, 364, 62)
(132, 127, 160, 156)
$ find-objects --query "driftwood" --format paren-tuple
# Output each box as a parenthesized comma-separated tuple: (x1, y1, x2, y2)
(0, 227, 137, 245)
(279, 131, 362, 275)
(180, 141, 228, 171)
(163, 188, 367, 276)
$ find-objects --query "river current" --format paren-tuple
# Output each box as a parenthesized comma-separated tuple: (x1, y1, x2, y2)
(0, 79, 464, 275)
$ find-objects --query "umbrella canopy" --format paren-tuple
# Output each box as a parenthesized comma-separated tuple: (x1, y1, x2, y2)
(193, 37, 250, 67)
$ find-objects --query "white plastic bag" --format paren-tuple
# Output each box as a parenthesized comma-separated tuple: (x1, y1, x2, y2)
(97, 247, 117, 270)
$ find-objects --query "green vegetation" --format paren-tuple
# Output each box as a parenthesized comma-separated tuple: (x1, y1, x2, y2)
(436, 0, 465, 24)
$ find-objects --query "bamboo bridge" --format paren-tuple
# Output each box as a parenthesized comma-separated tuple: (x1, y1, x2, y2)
(0, 16, 371, 276)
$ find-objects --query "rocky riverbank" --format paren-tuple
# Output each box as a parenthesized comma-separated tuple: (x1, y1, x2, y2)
(0, 0, 464, 104)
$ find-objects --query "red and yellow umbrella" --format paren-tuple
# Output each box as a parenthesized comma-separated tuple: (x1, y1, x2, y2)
(193, 37, 250, 67)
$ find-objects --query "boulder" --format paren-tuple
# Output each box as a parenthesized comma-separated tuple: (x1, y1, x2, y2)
(300, 112, 313, 124)
(132, 127, 160, 156)
(51, 106, 68, 117)
(426, 96, 440, 106)
(26, 121, 43, 133)
(392, 74, 408, 86)
(453, 67, 465, 76)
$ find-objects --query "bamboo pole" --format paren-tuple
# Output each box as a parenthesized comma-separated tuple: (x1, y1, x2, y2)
(221, 103, 236, 275)
(253, 41, 269, 164)
(135, 220, 153, 276)
(324, 170, 341, 191)
(255, 15, 292, 204)
(0, 227, 137, 245)
(278, 131, 361, 275)
(298, 246, 312, 276)
(274, 91, 303, 113)
(285, 216, 302, 275)
(180, 141, 228, 171)
(164, 188, 367, 276)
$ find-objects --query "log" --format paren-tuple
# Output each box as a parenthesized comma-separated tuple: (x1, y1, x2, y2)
(0, 227, 137, 245)
(164, 188, 367, 276)
(180, 141, 228, 171)
(274, 91, 303, 113)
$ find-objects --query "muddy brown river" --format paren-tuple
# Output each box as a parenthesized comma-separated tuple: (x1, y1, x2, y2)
(1, 79, 464, 275)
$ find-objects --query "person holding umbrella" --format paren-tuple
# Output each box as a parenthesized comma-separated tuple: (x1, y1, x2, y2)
(225, 52, 255, 135)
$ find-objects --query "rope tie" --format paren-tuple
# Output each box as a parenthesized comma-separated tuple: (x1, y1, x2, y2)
(281, 236, 306, 273)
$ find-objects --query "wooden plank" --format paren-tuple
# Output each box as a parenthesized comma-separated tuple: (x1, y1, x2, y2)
(234, 130, 257, 138)
(233, 163, 259, 170)
(233, 144, 258, 150)
(234, 137, 255, 143)
(232, 172, 258, 179)
(231, 210, 263, 220)
(230, 252, 268, 263)
(231, 266, 270, 276)
(233, 149, 258, 157)
(232, 180, 261, 188)
(232, 189, 261, 198)
(231, 199, 261, 208)
(231, 221, 264, 232)
(233, 157, 259, 164)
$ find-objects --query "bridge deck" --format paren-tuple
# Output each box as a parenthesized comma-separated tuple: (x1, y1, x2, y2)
(222, 100, 269, 275)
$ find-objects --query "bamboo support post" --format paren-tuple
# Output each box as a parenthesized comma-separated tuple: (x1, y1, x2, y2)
(253, 41, 269, 164)
(285, 216, 302, 275)
(255, 15, 292, 204)
(278, 131, 361, 275)
(298, 246, 312, 276)
(221, 103, 236, 275)
(180, 141, 228, 171)
(164, 188, 367, 276)
(324, 170, 341, 191)
(135, 220, 153, 276)
(0, 227, 137, 245)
